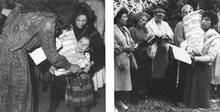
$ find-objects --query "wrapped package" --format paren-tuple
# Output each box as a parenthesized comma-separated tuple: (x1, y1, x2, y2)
(183, 10, 204, 53)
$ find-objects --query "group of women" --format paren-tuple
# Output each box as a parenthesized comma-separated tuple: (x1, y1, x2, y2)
(114, 4, 220, 111)
(0, 0, 105, 112)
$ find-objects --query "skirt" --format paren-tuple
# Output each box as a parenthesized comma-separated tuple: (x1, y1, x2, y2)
(65, 73, 94, 107)
(183, 62, 211, 108)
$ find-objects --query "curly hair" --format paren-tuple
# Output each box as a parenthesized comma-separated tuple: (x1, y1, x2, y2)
(114, 7, 128, 24)
(134, 11, 151, 24)
(202, 10, 219, 28)
(71, 2, 97, 26)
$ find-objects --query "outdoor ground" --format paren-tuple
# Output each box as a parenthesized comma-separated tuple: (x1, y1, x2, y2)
(116, 79, 220, 112)
(33, 81, 105, 112)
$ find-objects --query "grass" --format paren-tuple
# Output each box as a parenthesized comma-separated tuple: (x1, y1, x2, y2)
(116, 79, 220, 112)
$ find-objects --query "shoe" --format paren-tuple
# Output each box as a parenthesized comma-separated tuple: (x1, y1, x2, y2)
(118, 101, 129, 110)
(115, 107, 119, 112)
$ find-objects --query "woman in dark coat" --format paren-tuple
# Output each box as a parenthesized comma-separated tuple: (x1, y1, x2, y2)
(66, 3, 105, 112)
(129, 11, 152, 100)
(0, 1, 81, 112)
(47, 2, 105, 112)
(72, 2, 105, 74)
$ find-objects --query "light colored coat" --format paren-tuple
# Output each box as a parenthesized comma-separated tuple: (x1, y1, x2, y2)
(200, 29, 220, 85)
(114, 25, 134, 91)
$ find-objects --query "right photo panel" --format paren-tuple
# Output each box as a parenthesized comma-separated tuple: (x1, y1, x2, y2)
(114, 0, 220, 111)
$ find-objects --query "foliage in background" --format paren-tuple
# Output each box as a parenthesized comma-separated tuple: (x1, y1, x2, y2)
(113, 0, 220, 29)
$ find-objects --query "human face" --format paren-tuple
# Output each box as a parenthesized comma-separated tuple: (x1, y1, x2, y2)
(75, 14, 87, 29)
(137, 15, 148, 27)
(119, 13, 128, 26)
(201, 17, 211, 31)
(154, 13, 165, 24)
(77, 37, 90, 52)
(182, 8, 193, 17)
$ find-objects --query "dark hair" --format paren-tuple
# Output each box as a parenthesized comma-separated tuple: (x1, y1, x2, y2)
(72, 2, 96, 26)
(134, 11, 151, 24)
(114, 7, 128, 24)
(202, 10, 219, 28)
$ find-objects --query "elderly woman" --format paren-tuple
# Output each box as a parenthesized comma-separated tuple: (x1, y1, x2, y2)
(174, 4, 194, 47)
(183, 10, 220, 108)
(114, 7, 136, 110)
(173, 4, 193, 101)
(129, 11, 152, 100)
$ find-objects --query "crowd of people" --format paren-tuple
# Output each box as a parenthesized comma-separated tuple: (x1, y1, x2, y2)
(0, 0, 105, 112)
(114, 3, 220, 112)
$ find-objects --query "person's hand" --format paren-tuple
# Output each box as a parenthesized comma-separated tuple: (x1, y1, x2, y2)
(118, 63, 126, 70)
(192, 50, 202, 56)
(49, 66, 56, 74)
(83, 61, 94, 73)
(123, 47, 133, 53)
(161, 34, 168, 39)
(68, 64, 82, 73)
(145, 34, 155, 41)
(114, 47, 123, 55)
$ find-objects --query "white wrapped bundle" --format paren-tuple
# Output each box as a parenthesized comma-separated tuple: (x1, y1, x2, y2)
(183, 10, 204, 52)
(58, 30, 78, 57)
(51, 52, 90, 76)
(50, 30, 90, 76)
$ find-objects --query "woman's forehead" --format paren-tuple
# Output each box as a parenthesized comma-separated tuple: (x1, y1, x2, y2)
(76, 14, 87, 19)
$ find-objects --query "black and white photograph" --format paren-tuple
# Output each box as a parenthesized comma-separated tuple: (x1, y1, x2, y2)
(0, 0, 105, 112)
(114, 0, 220, 111)
(2, 0, 220, 112)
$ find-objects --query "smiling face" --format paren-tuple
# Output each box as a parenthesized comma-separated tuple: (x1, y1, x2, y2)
(77, 37, 90, 53)
(137, 15, 148, 28)
(201, 16, 211, 31)
(75, 14, 88, 29)
(119, 13, 128, 26)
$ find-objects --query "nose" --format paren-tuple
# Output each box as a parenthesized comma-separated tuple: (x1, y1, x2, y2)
(201, 19, 205, 24)
(79, 21, 83, 26)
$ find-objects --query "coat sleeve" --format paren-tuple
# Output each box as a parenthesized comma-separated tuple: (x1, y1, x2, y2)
(164, 22, 174, 42)
(129, 27, 137, 43)
(89, 28, 105, 74)
(38, 18, 72, 70)
(195, 38, 220, 63)
(174, 22, 185, 47)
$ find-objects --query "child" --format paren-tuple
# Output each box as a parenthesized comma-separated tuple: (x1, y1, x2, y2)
(51, 34, 94, 112)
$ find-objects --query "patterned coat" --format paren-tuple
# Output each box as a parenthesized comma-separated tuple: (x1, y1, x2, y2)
(0, 7, 73, 112)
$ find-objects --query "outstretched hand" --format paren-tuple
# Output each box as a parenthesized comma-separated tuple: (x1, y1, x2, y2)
(68, 64, 82, 74)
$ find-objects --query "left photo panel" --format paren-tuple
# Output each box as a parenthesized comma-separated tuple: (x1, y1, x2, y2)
(0, 0, 105, 112)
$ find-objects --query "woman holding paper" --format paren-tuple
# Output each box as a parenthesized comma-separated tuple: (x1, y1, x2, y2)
(183, 10, 220, 108)
(0, 1, 82, 112)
